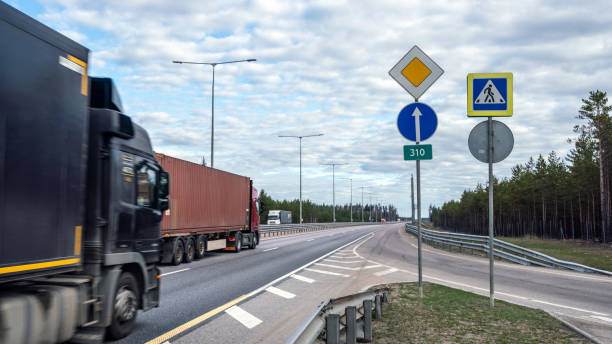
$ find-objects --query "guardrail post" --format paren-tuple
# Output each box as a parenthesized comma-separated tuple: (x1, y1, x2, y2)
(374, 295, 382, 319)
(326, 314, 340, 344)
(383, 291, 389, 303)
(346, 306, 356, 344)
(361, 299, 372, 342)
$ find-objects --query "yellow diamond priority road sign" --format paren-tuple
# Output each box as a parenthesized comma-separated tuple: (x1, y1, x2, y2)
(389, 46, 444, 99)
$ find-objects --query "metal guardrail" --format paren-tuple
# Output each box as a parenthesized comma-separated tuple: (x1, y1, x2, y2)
(405, 224, 612, 276)
(260, 222, 381, 238)
(287, 288, 389, 344)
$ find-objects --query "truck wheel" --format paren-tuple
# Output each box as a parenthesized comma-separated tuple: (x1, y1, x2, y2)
(249, 233, 257, 249)
(253, 232, 259, 248)
(108, 272, 139, 340)
(173, 238, 184, 266)
(234, 233, 242, 253)
(184, 237, 195, 263)
(195, 235, 206, 259)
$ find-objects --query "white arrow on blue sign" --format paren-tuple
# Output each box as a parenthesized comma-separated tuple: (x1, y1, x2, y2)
(397, 103, 438, 142)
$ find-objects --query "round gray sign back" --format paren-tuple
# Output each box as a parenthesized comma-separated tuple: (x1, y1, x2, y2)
(468, 120, 514, 163)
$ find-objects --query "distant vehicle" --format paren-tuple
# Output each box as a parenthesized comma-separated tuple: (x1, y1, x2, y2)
(156, 154, 261, 265)
(267, 210, 292, 224)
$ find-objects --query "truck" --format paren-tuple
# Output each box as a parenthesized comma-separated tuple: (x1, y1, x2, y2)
(0, 3, 168, 342)
(267, 210, 292, 224)
(156, 154, 261, 266)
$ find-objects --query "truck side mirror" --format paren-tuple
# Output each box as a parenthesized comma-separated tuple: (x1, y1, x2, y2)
(159, 171, 170, 198)
(159, 198, 169, 212)
(259, 199, 265, 215)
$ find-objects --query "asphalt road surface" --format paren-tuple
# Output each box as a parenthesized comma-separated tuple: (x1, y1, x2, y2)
(113, 223, 612, 344)
(112, 224, 384, 344)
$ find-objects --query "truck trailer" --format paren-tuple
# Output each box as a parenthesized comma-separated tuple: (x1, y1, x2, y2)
(0, 3, 168, 342)
(267, 210, 292, 224)
(156, 154, 261, 265)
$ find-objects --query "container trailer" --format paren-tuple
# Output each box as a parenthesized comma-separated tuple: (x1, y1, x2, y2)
(0, 3, 168, 342)
(156, 154, 261, 265)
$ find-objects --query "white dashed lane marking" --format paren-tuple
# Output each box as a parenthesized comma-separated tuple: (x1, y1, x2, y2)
(375, 268, 398, 276)
(591, 315, 612, 324)
(263, 247, 279, 252)
(323, 259, 363, 264)
(305, 268, 349, 277)
(266, 286, 296, 299)
(362, 265, 382, 269)
(291, 274, 315, 283)
(225, 306, 263, 329)
(160, 268, 191, 277)
(315, 263, 359, 271)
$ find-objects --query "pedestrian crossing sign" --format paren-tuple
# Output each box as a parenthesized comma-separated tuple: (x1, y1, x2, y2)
(467, 73, 513, 117)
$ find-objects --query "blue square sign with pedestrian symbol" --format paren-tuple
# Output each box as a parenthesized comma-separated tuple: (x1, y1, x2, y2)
(467, 73, 513, 117)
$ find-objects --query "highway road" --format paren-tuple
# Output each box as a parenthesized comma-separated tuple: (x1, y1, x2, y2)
(112, 224, 384, 344)
(113, 223, 612, 344)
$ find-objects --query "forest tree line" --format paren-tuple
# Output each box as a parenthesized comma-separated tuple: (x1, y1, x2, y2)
(258, 189, 398, 223)
(431, 90, 612, 243)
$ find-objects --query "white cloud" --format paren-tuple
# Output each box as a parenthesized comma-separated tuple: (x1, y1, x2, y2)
(25, 0, 612, 216)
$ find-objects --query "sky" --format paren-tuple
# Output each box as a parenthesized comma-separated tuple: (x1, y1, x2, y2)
(8, 0, 612, 217)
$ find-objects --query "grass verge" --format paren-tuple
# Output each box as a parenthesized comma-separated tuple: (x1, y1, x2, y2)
(500, 236, 612, 272)
(372, 282, 589, 344)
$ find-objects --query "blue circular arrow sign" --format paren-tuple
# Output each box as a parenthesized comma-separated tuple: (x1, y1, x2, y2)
(397, 102, 438, 142)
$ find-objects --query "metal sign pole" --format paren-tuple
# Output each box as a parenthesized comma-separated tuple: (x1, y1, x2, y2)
(411, 174, 415, 224)
(415, 99, 423, 299)
(488, 116, 495, 308)
(417, 156, 423, 298)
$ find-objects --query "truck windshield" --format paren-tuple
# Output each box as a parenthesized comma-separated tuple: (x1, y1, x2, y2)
(268, 215, 279, 220)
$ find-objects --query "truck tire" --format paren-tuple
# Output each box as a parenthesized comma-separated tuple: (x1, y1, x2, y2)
(253, 232, 259, 248)
(173, 238, 184, 266)
(195, 235, 206, 259)
(107, 272, 139, 340)
(234, 233, 242, 253)
(249, 233, 257, 249)
(184, 237, 195, 263)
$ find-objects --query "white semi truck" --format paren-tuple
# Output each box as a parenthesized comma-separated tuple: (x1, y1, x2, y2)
(267, 210, 292, 224)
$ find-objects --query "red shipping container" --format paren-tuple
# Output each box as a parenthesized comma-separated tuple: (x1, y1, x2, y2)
(156, 153, 251, 236)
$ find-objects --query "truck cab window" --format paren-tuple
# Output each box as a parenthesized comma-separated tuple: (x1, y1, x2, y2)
(136, 164, 158, 208)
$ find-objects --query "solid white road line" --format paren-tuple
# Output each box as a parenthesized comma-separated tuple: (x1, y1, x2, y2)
(323, 259, 363, 264)
(375, 268, 399, 276)
(264, 247, 279, 252)
(353, 228, 611, 318)
(305, 268, 350, 277)
(266, 286, 296, 299)
(160, 268, 191, 277)
(307, 239, 314, 242)
(315, 263, 359, 271)
(225, 306, 262, 329)
(330, 255, 360, 259)
(291, 274, 315, 284)
(591, 315, 612, 324)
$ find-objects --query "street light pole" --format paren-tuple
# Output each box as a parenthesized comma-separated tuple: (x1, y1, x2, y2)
(338, 178, 353, 222)
(173, 58, 256, 168)
(279, 134, 323, 224)
(321, 162, 347, 222)
(359, 186, 368, 222)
